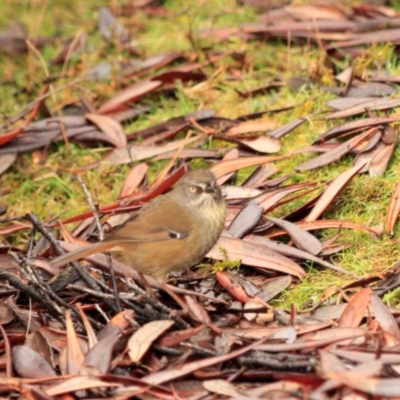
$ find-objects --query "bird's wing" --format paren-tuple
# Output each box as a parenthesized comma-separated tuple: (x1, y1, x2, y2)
(106, 220, 191, 243)
(105, 197, 193, 243)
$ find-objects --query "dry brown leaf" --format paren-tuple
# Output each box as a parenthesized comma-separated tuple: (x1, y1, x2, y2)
(386, 179, 400, 236)
(65, 309, 85, 374)
(208, 233, 306, 277)
(45, 376, 119, 396)
(265, 215, 322, 255)
(98, 80, 162, 114)
(338, 287, 372, 328)
(85, 113, 127, 147)
(326, 97, 400, 120)
(119, 163, 148, 198)
(225, 120, 276, 136)
(297, 128, 376, 171)
(12, 345, 56, 379)
(210, 155, 287, 179)
(305, 163, 366, 222)
(128, 320, 174, 363)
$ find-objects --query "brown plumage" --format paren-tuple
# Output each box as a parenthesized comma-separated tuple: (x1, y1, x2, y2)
(50, 169, 226, 281)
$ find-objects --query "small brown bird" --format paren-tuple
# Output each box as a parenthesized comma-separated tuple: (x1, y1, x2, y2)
(51, 169, 226, 281)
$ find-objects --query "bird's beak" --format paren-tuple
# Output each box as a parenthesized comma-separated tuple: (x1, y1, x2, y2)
(205, 185, 217, 194)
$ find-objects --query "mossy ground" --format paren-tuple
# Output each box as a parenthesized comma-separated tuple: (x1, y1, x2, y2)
(1, 0, 400, 309)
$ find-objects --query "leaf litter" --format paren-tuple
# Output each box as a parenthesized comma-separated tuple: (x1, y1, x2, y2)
(2, 1, 400, 399)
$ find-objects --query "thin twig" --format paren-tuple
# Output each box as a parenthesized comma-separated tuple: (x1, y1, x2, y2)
(76, 175, 121, 313)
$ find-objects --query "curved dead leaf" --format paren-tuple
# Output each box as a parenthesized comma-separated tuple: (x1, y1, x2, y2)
(25, 331, 54, 369)
(225, 120, 276, 136)
(315, 116, 400, 144)
(215, 148, 239, 185)
(119, 162, 148, 198)
(98, 80, 162, 115)
(305, 163, 366, 222)
(207, 234, 306, 277)
(210, 155, 287, 180)
(128, 320, 174, 363)
(216, 271, 251, 303)
(65, 309, 85, 374)
(245, 235, 349, 274)
(97, 135, 203, 167)
(326, 97, 400, 120)
(85, 113, 127, 147)
(228, 203, 263, 238)
(368, 138, 397, 177)
(12, 345, 56, 379)
(239, 135, 281, 153)
(265, 220, 380, 238)
(265, 215, 322, 255)
(81, 330, 120, 376)
(386, 179, 400, 236)
(45, 376, 119, 396)
(370, 292, 400, 344)
(338, 287, 372, 328)
(297, 128, 377, 171)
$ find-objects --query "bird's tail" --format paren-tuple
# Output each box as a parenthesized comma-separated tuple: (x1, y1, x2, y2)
(50, 242, 113, 268)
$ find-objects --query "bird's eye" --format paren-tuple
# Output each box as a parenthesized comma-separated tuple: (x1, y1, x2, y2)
(189, 186, 198, 193)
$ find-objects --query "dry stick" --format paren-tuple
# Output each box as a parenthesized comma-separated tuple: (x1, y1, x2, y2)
(10, 252, 99, 331)
(25, 213, 118, 314)
(239, 353, 317, 372)
(0, 267, 61, 320)
(77, 175, 121, 313)
(123, 279, 190, 329)
(67, 284, 171, 326)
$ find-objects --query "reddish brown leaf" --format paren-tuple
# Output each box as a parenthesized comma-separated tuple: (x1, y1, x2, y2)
(65, 310, 85, 374)
(0, 129, 21, 147)
(98, 80, 162, 115)
(338, 287, 372, 328)
(237, 135, 281, 153)
(210, 155, 287, 179)
(314, 116, 400, 144)
(216, 271, 252, 303)
(45, 376, 119, 396)
(156, 325, 205, 348)
(151, 70, 206, 85)
(214, 148, 239, 185)
(305, 163, 366, 222)
(225, 120, 276, 136)
(25, 331, 54, 369)
(386, 179, 400, 236)
(119, 162, 148, 198)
